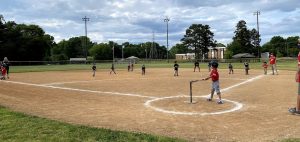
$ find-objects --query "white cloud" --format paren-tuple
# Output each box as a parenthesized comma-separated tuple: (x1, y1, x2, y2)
(1, 0, 300, 47)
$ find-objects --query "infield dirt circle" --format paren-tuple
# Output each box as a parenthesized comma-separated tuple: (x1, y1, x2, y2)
(0, 68, 299, 141)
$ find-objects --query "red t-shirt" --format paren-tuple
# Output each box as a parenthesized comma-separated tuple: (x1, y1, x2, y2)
(1, 67, 6, 75)
(262, 63, 268, 68)
(298, 52, 300, 67)
(210, 68, 219, 81)
(269, 55, 276, 64)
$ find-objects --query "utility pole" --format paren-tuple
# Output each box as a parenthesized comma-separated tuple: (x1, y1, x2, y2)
(150, 31, 157, 59)
(253, 11, 260, 58)
(112, 44, 115, 64)
(164, 17, 170, 63)
(144, 44, 148, 60)
(82, 16, 89, 60)
(122, 45, 124, 60)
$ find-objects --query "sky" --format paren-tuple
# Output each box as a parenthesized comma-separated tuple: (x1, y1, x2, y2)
(1, 0, 300, 48)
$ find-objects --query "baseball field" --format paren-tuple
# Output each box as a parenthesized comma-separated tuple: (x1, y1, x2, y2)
(0, 62, 300, 142)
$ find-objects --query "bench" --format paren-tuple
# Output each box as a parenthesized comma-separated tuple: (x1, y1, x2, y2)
(69, 58, 87, 64)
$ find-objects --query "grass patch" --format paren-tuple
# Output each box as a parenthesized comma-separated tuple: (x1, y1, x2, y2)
(281, 139, 300, 142)
(0, 106, 186, 142)
(10, 60, 298, 73)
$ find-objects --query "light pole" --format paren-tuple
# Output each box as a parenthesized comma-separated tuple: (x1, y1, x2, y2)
(82, 16, 89, 60)
(122, 45, 124, 60)
(112, 44, 115, 64)
(164, 16, 170, 63)
(253, 11, 260, 58)
(143, 44, 147, 60)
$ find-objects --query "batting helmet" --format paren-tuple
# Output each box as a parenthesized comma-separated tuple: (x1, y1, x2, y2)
(211, 61, 219, 68)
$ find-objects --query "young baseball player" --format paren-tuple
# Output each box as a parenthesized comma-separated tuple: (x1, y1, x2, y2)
(262, 61, 268, 75)
(208, 61, 212, 72)
(269, 53, 278, 75)
(131, 63, 134, 72)
(110, 63, 116, 74)
(244, 62, 249, 75)
(3, 57, 9, 79)
(142, 64, 146, 75)
(92, 63, 96, 77)
(1, 63, 7, 80)
(194, 60, 200, 72)
(127, 63, 130, 72)
(203, 61, 223, 104)
(174, 61, 179, 76)
(289, 38, 300, 114)
(228, 63, 233, 74)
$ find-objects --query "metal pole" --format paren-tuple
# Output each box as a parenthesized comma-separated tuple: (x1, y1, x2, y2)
(122, 45, 124, 60)
(113, 44, 115, 64)
(82, 16, 89, 60)
(190, 81, 192, 103)
(145, 44, 147, 60)
(254, 11, 260, 58)
(164, 17, 170, 63)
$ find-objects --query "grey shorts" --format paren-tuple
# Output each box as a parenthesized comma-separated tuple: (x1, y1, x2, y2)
(298, 83, 300, 95)
(212, 80, 221, 94)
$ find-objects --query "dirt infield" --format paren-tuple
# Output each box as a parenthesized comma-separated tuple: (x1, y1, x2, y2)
(0, 68, 299, 141)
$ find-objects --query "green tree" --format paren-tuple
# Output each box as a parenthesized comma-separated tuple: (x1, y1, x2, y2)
(250, 28, 260, 56)
(51, 40, 68, 61)
(226, 41, 243, 58)
(232, 20, 255, 54)
(169, 43, 190, 59)
(0, 16, 55, 61)
(261, 36, 299, 57)
(181, 24, 216, 59)
(226, 20, 259, 57)
(53, 36, 93, 59)
(286, 36, 299, 57)
(89, 43, 112, 60)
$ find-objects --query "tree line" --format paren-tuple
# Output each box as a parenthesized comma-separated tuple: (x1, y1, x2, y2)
(1, 14, 299, 61)
(0, 15, 54, 61)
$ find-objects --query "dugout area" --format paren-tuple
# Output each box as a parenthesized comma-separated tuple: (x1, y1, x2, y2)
(0, 68, 299, 141)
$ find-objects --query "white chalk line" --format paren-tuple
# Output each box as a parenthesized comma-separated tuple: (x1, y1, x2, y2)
(144, 95, 243, 116)
(1, 73, 267, 116)
(41, 78, 134, 86)
(42, 77, 247, 86)
(41, 77, 189, 86)
(1, 80, 157, 99)
(144, 74, 267, 116)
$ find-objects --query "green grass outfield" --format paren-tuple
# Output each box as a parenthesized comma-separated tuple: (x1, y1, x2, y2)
(10, 60, 298, 73)
(2, 61, 300, 142)
(0, 106, 186, 142)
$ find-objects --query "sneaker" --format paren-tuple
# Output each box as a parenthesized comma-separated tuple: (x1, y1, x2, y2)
(217, 100, 224, 104)
(289, 107, 297, 114)
(207, 98, 212, 101)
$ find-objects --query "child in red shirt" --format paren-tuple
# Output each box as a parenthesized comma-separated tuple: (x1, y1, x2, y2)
(289, 39, 300, 114)
(203, 61, 223, 104)
(262, 61, 268, 75)
(269, 53, 278, 75)
(1, 64, 7, 80)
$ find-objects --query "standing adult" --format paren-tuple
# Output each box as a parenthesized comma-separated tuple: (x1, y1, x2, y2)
(208, 61, 212, 72)
(92, 63, 96, 77)
(3, 57, 10, 79)
(194, 60, 200, 72)
(269, 53, 278, 75)
(173, 61, 179, 76)
(289, 38, 300, 114)
(244, 62, 249, 75)
(110, 63, 116, 74)
(141, 64, 146, 75)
